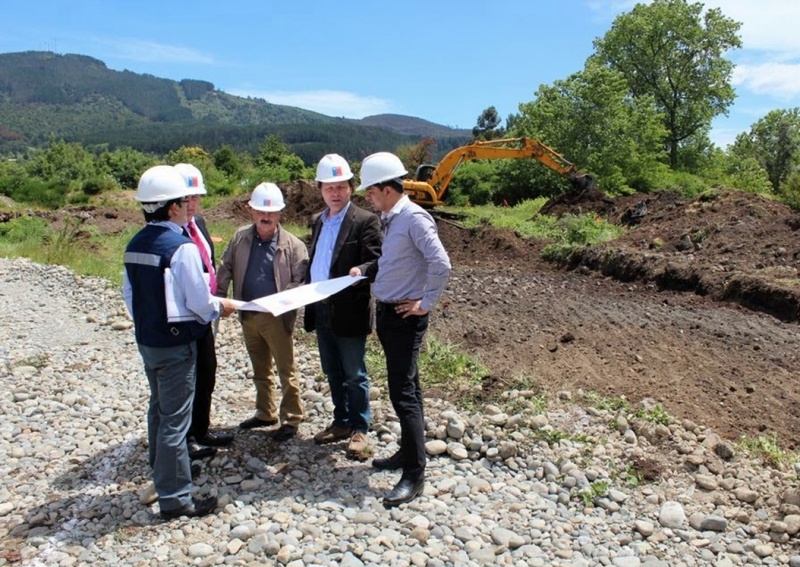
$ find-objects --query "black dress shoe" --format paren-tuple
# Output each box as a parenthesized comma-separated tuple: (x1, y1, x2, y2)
(239, 417, 278, 430)
(187, 438, 217, 460)
(372, 452, 403, 471)
(384, 476, 425, 507)
(270, 424, 297, 442)
(198, 431, 234, 446)
(160, 496, 218, 520)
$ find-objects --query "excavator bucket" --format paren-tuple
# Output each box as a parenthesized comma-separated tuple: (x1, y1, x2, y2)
(568, 173, 597, 195)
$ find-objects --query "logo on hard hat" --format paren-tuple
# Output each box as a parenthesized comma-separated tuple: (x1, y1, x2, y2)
(331, 166, 342, 176)
(187, 176, 200, 187)
(261, 199, 272, 206)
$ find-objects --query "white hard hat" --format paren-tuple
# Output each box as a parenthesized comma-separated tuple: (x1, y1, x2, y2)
(249, 182, 286, 212)
(173, 163, 207, 196)
(357, 152, 408, 191)
(136, 165, 190, 211)
(315, 154, 353, 183)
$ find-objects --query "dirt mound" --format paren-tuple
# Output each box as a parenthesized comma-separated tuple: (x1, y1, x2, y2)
(553, 189, 800, 322)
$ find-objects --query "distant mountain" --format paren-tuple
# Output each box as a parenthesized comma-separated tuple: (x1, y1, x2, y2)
(358, 114, 471, 138)
(0, 51, 470, 161)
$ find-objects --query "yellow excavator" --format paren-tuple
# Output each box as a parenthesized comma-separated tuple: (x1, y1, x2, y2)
(403, 137, 596, 207)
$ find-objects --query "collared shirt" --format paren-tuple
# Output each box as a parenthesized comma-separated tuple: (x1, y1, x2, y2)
(373, 195, 451, 311)
(241, 227, 278, 301)
(309, 201, 350, 283)
(122, 220, 220, 324)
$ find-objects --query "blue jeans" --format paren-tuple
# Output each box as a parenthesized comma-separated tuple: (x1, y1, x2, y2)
(138, 342, 196, 512)
(315, 303, 370, 433)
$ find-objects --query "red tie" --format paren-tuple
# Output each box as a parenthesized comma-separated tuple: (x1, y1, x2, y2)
(187, 220, 217, 293)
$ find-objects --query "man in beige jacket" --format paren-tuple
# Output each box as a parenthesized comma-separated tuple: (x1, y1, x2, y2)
(216, 182, 309, 442)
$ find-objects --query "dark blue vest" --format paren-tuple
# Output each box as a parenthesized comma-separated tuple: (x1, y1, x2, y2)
(124, 225, 206, 347)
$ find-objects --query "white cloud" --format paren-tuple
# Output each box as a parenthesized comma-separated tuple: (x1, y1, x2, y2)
(708, 126, 739, 150)
(229, 89, 393, 118)
(589, 0, 800, 55)
(733, 62, 800, 98)
(93, 38, 214, 65)
(702, 0, 800, 54)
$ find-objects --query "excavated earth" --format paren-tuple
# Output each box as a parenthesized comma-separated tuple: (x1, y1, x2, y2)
(25, 182, 800, 450)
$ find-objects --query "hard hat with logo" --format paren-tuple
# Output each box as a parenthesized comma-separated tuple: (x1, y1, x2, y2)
(136, 165, 190, 211)
(315, 154, 354, 183)
(356, 152, 408, 191)
(249, 182, 286, 212)
(173, 163, 207, 196)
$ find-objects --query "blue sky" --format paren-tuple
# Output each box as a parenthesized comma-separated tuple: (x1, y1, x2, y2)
(2, 0, 799, 149)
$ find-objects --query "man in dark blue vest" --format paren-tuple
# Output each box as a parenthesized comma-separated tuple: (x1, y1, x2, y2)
(123, 165, 235, 520)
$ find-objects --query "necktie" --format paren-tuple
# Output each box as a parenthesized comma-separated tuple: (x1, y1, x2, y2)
(381, 213, 394, 234)
(187, 220, 217, 293)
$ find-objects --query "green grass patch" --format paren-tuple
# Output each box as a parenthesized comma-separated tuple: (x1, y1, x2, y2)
(365, 333, 486, 402)
(738, 433, 799, 469)
(441, 199, 623, 261)
(0, 213, 309, 286)
(583, 391, 631, 412)
(576, 480, 610, 507)
(633, 403, 671, 426)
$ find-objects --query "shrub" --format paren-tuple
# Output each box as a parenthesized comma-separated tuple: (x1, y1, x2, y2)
(82, 175, 118, 196)
(779, 172, 800, 211)
(0, 215, 49, 243)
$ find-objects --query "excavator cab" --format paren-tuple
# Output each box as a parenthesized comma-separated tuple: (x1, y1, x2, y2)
(415, 164, 436, 183)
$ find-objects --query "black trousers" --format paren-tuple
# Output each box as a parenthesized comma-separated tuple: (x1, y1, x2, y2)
(376, 303, 429, 480)
(189, 324, 217, 439)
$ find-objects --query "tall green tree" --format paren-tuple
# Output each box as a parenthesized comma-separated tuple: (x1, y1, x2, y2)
(472, 106, 504, 140)
(592, 0, 742, 169)
(213, 144, 242, 179)
(514, 61, 668, 195)
(729, 108, 800, 193)
(254, 134, 309, 182)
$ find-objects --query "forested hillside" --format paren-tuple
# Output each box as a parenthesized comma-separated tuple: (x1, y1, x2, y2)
(0, 51, 470, 161)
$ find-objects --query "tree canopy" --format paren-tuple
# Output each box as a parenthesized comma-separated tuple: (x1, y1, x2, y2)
(514, 61, 668, 194)
(592, 0, 742, 169)
(730, 108, 800, 193)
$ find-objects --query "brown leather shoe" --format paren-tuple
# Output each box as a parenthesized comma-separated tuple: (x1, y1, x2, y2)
(346, 431, 371, 460)
(313, 423, 351, 445)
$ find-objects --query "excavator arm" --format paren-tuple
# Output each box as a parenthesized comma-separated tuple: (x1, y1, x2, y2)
(403, 137, 596, 207)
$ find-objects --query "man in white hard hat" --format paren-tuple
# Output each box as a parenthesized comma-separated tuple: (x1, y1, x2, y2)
(304, 154, 382, 459)
(351, 152, 451, 507)
(123, 165, 236, 520)
(215, 182, 309, 442)
(173, 164, 234, 460)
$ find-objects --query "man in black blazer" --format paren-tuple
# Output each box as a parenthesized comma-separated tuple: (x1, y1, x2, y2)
(305, 154, 381, 459)
(175, 163, 234, 458)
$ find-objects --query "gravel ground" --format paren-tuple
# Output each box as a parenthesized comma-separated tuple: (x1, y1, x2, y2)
(1, 257, 799, 567)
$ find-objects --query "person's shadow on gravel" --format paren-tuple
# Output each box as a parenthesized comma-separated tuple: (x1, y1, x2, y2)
(11, 431, 385, 548)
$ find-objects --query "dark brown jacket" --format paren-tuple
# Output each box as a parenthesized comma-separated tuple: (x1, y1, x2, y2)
(304, 203, 381, 337)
